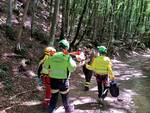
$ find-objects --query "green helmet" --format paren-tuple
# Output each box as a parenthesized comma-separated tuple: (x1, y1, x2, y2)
(97, 46, 107, 54)
(59, 39, 70, 50)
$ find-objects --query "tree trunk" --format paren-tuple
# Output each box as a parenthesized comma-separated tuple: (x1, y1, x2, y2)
(31, 0, 38, 37)
(49, 0, 60, 46)
(60, 0, 70, 40)
(60, 0, 66, 40)
(6, 0, 13, 27)
(70, 0, 88, 49)
(68, 0, 76, 40)
(65, 0, 70, 37)
(49, 0, 53, 21)
(16, 0, 31, 50)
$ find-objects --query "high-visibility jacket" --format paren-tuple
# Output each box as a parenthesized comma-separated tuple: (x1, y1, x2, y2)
(37, 55, 49, 77)
(86, 55, 114, 80)
(42, 52, 76, 79)
(39, 55, 49, 66)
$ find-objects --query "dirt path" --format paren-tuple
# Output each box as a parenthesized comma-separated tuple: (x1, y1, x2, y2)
(1, 51, 150, 113)
(56, 51, 150, 113)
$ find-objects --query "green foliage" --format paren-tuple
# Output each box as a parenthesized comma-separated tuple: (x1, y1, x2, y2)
(139, 26, 146, 33)
(146, 2, 150, 14)
(0, 64, 13, 91)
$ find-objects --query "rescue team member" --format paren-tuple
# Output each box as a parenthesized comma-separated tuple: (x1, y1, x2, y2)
(42, 39, 77, 113)
(37, 47, 56, 109)
(75, 48, 86, 67)
(82, 46, 95, 91)
(86, 46, 115, 101)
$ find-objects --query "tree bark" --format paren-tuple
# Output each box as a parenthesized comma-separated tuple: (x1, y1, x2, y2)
(6, 0, 13, 27)
(31, 0, 38, 37)
(49, 0, 60, 46)
(17, 0, 31, 49)
(70, 0, 88, 49)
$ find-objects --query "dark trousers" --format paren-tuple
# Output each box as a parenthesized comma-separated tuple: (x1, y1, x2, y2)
(83, 65, 93, 87)
(96, 74, 109, 98)
(48, 78, 72, 113)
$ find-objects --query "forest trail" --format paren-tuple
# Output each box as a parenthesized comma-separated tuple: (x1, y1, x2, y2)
(0, 50, 150, 113)
(66, 51, 150, 113)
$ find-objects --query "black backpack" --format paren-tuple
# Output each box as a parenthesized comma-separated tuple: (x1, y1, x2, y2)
(109, 81, 119, 97)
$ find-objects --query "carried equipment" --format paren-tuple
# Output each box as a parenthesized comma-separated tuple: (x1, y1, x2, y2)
(109, 81, 119, 97)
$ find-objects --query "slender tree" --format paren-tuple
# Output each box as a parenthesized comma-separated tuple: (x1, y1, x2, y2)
(16, 0, 31, 50)
(6, 0, 13, 27)
(70, 0, 88, 49)
(49, 0, 60, 46)
(31, 0, 38, 37)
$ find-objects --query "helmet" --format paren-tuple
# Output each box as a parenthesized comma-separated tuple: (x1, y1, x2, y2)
(59, 39, 70, 50)
(44, 47, 56, 55)
(97, 46, 107, 54)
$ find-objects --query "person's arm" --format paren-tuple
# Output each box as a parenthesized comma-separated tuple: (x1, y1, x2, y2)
(108, 61, 115, 80)
(37, 55, 48, 77)
(67, 56, 77, 73)
(86, 58, 96, 71)
(41, 56, 51, 75)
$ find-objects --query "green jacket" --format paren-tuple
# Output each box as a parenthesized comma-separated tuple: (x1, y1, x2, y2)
(41, 52, 76, 79)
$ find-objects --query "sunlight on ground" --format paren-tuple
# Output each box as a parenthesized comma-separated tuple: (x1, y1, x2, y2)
(112, 59, 144, 80)
(122, 89, 138, 96)
(109, 108, 131, 113)
(0, 110, 7, 113)
(142, 54, 150, 58)
(71, 96, 96, 105)
(21, 100, 41, 106)
(131, 51, 140, 56)
(55, 96, 98, 113)
(0, 16, 6, 25)
(90, 86, 97, 92)
(55, 106, 65, 113)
